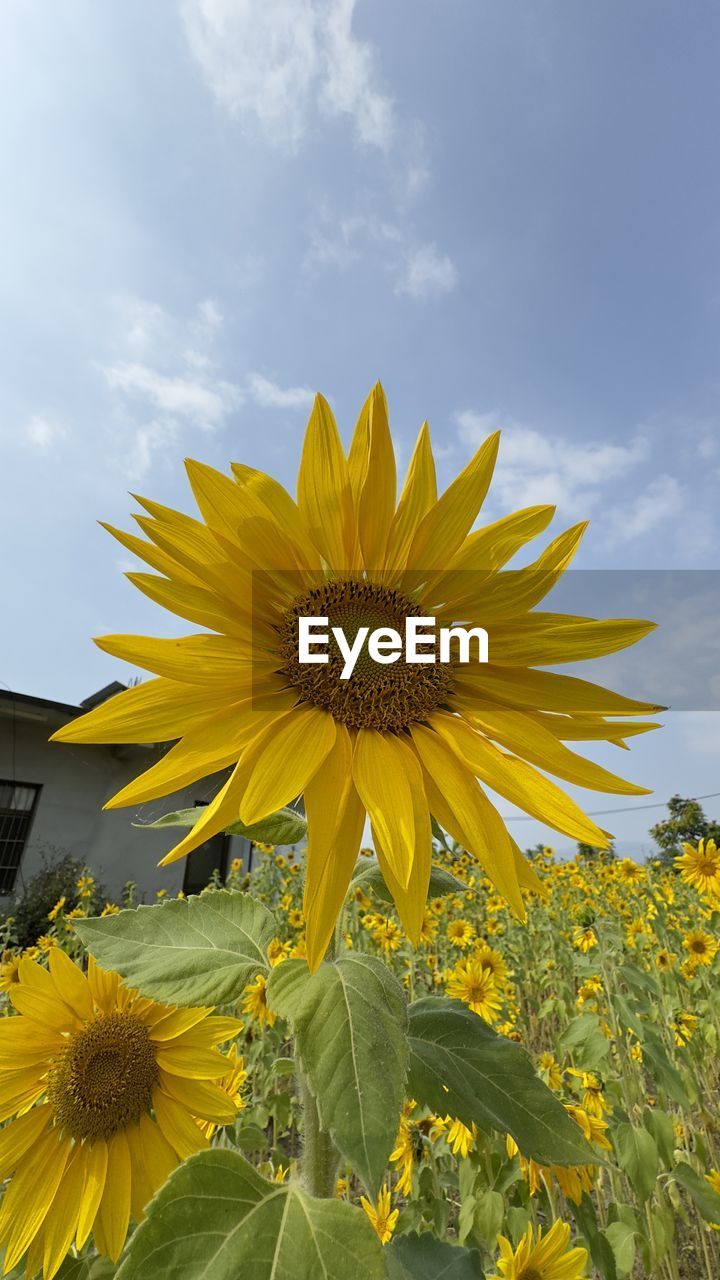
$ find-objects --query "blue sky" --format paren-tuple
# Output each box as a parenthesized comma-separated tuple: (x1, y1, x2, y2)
(2, 0, 719, 852)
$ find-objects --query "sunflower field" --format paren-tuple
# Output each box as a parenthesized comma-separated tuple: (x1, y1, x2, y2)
(2, 833, 720, 1280)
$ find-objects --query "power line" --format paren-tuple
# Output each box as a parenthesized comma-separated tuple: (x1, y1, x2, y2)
(504, 791, 720, 821)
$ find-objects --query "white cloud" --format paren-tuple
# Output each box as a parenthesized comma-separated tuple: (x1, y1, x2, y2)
(104, 362, 242, 429)
(121, 419, 180, 483)
(457, 411, 649, 518)
(23, 415, 65, 450)
(604, 474, 684, 544)
(182, 0, 394, 151)
(395, 242, 458, 300)
(247, 373, 315, 410)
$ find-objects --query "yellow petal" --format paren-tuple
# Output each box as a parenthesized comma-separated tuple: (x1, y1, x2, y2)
(159, 1073, 237, 1124)
(303, 727, 364, 972)
(450, 699, 651, 794)
(87, 955, 120, 1015)
(422, 505, 556, 605)
(406, 430, 499, 572)
(152, 1088, 208, 1160)
(486, 615, 657, 666)
(347, 382, 396, 570)
(444, 522, 587, 624)
(93, 633, 254, 686)
(95, 1130, 131, 1263)
(138, 1113, 177, 1194)
(0, 1129, 70, 1272)
(148, 1006, 214, 1042)
(100, 521, 207, 587)
(50, 676, 227, 746)
(0, 1104, 52, 1181)
(76, 1139, 108, 1250)
(384, 422, 437, 573)
(454, 663, 664, 717)
(230, 462, 323, 570)
(372, 738, 431, 943)
(297, 393, 357, 567)
(352, 731, 415, 888)
(42, 1147, 85, 1280)
(155, 1044, 230, 1078)
(103, 687, 297, 810)
(125, 1122, 155, 1222)
(8, 984, 78, 1032)
(236, 705, 337, 826)
(126, 573, 255, 641)
(430, 712, 610, 847)
(48, 947, 94, 1021)
(411, 724, 524, 917)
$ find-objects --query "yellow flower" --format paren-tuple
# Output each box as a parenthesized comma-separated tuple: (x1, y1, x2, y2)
(682, 930, 717, 967)
(0, 951, 22, 992)
(389, 1116, 414, 1195)
(447, 919, 476, 949)
(655, 948, 675, 971)
(241, 973, 276, 1028)
(0, 952, 241, 1277)
(672, 1011, 698, 1046)
(47, 897, 66, 922)
(445, 1116, 477, 1158)
(288, 907, 304, 929)
(490, 1220, 588, 1280)
(360, 1185, 398, 1244)
(230, 856, 242, 873)
(197, 1043, 247, 1139)
(675, 839, 720, 897)
(101, 903, 119, 916)
(617, 859, 645, 885)
(572, 926, 597, 953)
(538, 1052, 563, 1091)
(52, 385, 659, 971)
(371, 917, 402, 954)
(446, 958, 502, 1021)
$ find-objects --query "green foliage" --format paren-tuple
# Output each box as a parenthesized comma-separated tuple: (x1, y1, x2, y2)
(268, 954, 408, 1194)
(650, 794, 720, 868)
(116, 1149, 386, 1280)
(386, 1232, 485, 1278)
(135, 805, 308, 846)
(75, 890, 274, 1005)
(406, 998, 597, 1167)
(7, 853, 105, 949)
(613, 1124, 658, 1203)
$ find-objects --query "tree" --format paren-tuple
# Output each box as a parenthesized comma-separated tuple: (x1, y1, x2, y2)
(650, 795, 720, 869)
(576, 840, 616, 863)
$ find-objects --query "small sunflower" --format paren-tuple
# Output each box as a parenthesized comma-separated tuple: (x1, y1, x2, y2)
(675, 839, 720, 897)
(0, 951, 242, 1277)
(682, 929, 717, 967)
(490, 1220, 588, 1280)
(447, 919, 476, 949)
(241, 972, 276, 1028)
(360, 1185, 398, 1244)
(445, 957, 502, 1021)
(51, 384, 660, 970)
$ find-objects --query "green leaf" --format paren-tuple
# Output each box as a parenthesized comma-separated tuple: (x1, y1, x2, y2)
(134, 805, 307, 845)
(75, 890, 274, 1005)
(614, 1125, 658, 1203)
(673, 1162, 720, 1224)
(642, 1107, 676, 1169)
(469, 1189, 504, 1249)
(115, 1148, 386, 1280)
(407, 998, 596, 1167)
(604, 1221, 638, 1277)
(571, 1195, 618, 1280)
(386, 1232, 484, 1279)
(267, 955, 408, 1195)
(556, 1013, 611, 1070)
(351, 860, 466, 902)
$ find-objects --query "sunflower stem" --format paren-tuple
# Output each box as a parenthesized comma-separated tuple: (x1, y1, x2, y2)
(298, 1067, 340, 1198)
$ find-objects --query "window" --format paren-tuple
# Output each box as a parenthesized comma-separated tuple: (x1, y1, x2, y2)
(181, 799, 229, 896)
(0, 782, 41, 894)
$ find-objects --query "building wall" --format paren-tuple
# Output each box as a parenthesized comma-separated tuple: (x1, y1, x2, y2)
(0, 700, 250, 902)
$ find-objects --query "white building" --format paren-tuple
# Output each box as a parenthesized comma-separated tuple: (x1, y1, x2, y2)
(0, 683, 251, 903)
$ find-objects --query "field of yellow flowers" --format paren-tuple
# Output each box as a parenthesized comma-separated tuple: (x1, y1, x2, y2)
(4, 837, 717, 1280)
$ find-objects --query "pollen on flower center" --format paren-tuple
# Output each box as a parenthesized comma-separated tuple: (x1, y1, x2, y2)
(276, 579, 455, 732)
(48, 1012, 158, 1143)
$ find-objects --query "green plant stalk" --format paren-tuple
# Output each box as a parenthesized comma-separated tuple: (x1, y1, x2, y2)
(298, 1065, 341, 1198)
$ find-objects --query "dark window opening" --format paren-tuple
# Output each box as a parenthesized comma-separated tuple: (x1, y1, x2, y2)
(0, 782, 41, 894)
(181, 799, 229, 895)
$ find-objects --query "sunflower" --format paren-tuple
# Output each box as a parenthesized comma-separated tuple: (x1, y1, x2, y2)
(490, 1220, 588, 1280)
(675, 839, 720, 897)
(241, 972, 276, 1028)
(682, 929, 717, 967)
(445, 957, 502, 1020)
(0, 951, 242, 1278)
(447, 919, 476, 949)
(51, 385, 660, 970)
(360, 1185, 398, 1244)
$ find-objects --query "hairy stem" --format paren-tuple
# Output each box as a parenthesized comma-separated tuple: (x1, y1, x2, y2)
(298, 1067, 340, 1198)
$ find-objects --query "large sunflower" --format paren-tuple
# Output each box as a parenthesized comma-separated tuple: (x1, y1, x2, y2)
(52, 384, 661, 969)
(0, 950, 242, 1277)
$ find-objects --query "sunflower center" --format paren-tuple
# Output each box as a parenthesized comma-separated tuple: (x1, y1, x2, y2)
(48, 1012, 158, 1143)
(518, 1270, 543, 1280)
(276, 579, 454, 732)
(698, 860, 717, 877)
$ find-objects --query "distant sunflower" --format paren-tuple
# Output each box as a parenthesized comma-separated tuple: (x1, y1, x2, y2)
(51, 385, 661, 970)
(675, 839, 720, 897)
(0, 951, 241, 1278)
(445, 957, 501, 1021)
